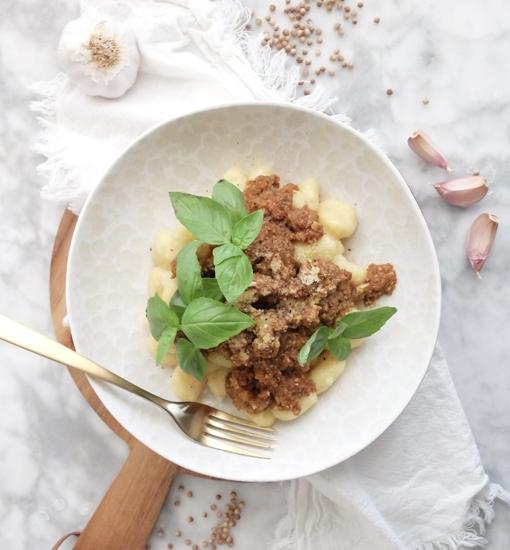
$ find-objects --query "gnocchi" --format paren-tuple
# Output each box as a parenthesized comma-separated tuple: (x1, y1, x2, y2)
(152, 226, 194, 269)
(206, 351, 233, 369)
(295, 233, 345, 263)
(148, 335, 177, 367)
(319, 199, 358, 239)
(149, 267, 178, 302)
(292, 179, 320, 211)
(309, 354, 346, 394)
(146, 167, 391, 426)
(206, 367, 229, 398)
(247, 410, 276, 427)
(222, 166, 248, 190)
(272, 393, 318, 421)
(333, 255, 367, 285)
(171, 366, 206, 401)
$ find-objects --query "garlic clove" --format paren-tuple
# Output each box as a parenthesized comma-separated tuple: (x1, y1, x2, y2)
(433, 176, 488, 207)
(467, 213, 499, 276)
(408, 130, 450, 170)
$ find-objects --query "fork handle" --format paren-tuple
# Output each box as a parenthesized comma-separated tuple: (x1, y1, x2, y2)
(0, 314, 167, 408)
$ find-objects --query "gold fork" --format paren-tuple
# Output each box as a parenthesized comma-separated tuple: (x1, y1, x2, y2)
(0, 315, 274, 459)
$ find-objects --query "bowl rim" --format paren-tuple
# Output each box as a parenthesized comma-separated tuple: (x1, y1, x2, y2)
(67, 101, 442, 481)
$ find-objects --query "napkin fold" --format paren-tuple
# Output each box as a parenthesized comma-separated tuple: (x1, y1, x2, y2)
(32, 0, 508, 548)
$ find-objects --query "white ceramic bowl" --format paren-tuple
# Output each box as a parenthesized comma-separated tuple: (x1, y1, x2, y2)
(67, 103, 441, 482)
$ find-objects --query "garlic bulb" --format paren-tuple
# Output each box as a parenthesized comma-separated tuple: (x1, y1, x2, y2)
(58, 15, 140, 99)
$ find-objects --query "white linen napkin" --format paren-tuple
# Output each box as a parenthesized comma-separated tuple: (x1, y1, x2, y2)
(32, 0, 509, 548)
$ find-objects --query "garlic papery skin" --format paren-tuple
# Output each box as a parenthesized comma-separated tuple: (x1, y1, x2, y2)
(467, 213, 499, 276)
(434, 176, 489, 207)
(58, 16, 140, 99)
(408, 130, 450, 170)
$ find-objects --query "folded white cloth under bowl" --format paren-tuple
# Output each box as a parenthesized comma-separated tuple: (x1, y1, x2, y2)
(32, 0, 508, 548)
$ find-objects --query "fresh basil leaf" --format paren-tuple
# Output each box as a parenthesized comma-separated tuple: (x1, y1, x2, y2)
(231, 210, 264, 249)
(212, 179, 248, 223)
(181, 297, 254, 349)
(146, 295, 179, 339)
(170, 291, 187, 320)
(329, 321, 347, 340)
(176, 241, 203, 304)
(298, 325, 331, 366)
(341, 307, 397, 339)
(176, 338, 208, 380)
(213, 244, 253, 303)
(169, 192, 232, 245)
(201, 278, 224, 301)
(327, 335, 351, 361)
(213, 242, 244, 264)
(156, 326, 177, 365)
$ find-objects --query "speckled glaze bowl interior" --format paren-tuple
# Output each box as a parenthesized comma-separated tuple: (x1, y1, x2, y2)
(67, 103, 441, 482)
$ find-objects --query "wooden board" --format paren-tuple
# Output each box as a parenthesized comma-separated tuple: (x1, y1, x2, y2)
(49, 211, 209, 549)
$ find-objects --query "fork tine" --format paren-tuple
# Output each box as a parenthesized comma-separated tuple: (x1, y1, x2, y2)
(200, 434, 271, 459)
(209, 410, 275, 432)
(204, 425, 273, 449)
(207, 417, 275, 442)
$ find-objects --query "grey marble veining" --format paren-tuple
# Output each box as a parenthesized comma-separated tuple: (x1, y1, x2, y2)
(0, 0, 508, 548)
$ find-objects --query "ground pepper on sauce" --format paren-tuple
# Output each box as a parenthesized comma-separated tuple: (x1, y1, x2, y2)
(211, 175, 396, 416)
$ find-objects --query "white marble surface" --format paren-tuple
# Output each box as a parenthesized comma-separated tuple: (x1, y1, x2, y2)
(0, 0, 508, 548)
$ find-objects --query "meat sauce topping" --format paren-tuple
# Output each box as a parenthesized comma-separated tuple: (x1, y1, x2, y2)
(210, 175, 397, 416)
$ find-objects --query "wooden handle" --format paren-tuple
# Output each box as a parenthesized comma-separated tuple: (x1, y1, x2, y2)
(75, 441, 179, 550)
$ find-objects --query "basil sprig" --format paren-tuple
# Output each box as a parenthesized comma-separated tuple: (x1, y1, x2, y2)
(146, 294, 253, 378)
(170, 180, 263, 303)
(147, 179, 262, 380)
(298, 307, 397, 366)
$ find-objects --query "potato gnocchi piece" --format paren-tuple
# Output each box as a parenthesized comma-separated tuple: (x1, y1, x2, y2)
(161, 277, 178, 303)
(319, 199, 358, 239)
(148, 267, 171, 296)
(333, 255, 367, 285)
(222, 166, 248, 190)
(350, 337, 366, 349)
(309, 354, 346, 393)
(148, 335, 177, 367)
(247, 166, 274, 180)
(247, 410, 276, 427)
(295, 233, 344, 263)
(171, 366, 206, 401)
(206, 367, 229, 398)
(206, 351, 233, 369)
(272, 392, 318, 421)
(292, 179, 320, 211)
(152, 226, 194, 269)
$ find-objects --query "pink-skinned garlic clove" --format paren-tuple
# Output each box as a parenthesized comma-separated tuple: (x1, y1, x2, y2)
(408, 130, 450, 170)
(467, 213, 499, 276)
(434, 176, 488, 207)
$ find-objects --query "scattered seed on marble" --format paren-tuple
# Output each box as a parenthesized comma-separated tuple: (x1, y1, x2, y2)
(174, 500, 180, 506)
(187, 491, 193, 498)
(178, 485, 184, 491)
(386, 88, 394, 96)
(422, 98, 430, 105)
(167, 544, 173, 549)
(188, 516, 194, 523)
(193, 545, 199, 550)
(211, 504, 217, 511)
(175, 530, 182, 537)
(374, 16, 380, 24)
(269, 3, 276, 11)
(185, 540, 192, 547)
